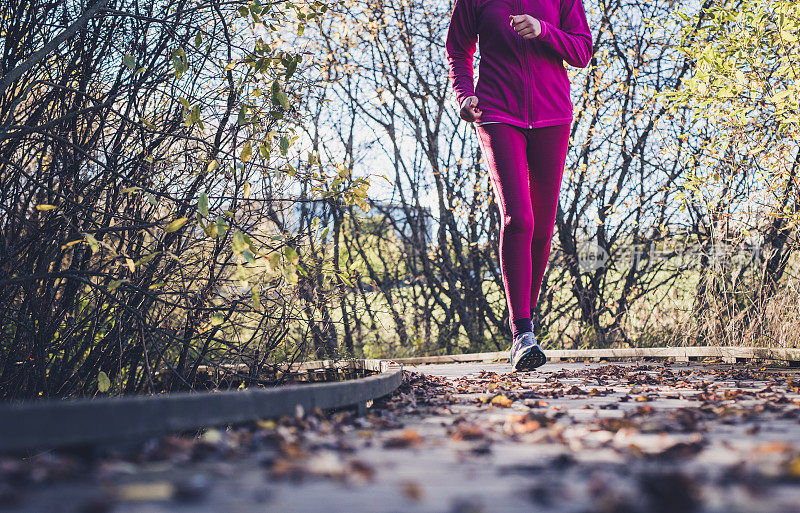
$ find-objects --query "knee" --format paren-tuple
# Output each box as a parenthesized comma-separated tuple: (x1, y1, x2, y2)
(502, 210, 534, 237)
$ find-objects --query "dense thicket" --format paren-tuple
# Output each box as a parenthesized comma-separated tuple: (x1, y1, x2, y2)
(0, 0, 360, 399)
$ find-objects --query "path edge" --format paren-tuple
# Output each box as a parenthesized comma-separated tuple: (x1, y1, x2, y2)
(390, 345, 800, 365)
(0, 360, 402, 453)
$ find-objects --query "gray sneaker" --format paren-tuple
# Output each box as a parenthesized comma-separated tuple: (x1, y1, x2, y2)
(510, 332, 546, 371)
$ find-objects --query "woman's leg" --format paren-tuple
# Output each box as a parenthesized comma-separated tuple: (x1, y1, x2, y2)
(474, 123, 534, 336)
(526, 123, 571, 317)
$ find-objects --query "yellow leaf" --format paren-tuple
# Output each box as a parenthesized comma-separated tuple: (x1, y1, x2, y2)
(114, 482, 174, 502)
(61, 240, 82, 250)
(267, 252, 281, 271)
(85, 233, 99, 253)
(491, 395, 513, 407)
(788, 457, 800, 477)
(164, 218, 188, 232)
(241, 142, 252, 162)
(139, 117, 157, 129)
(35, 204, 57, 211)
(257, 419, 276, 430)
(284, 246, 299, 264)
(134, 252, 158, 267)
(97, 371, 111, 392)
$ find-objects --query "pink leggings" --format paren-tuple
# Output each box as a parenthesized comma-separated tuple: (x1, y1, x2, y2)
(475, 122, 570, 326)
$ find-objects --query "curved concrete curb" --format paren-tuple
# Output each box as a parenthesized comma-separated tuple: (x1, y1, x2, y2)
(0, 360, 402, 453)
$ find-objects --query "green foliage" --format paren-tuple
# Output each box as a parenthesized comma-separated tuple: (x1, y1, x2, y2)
(164, 218, 188, 233)
(665, 0, 800, 223)
(675, 0, 799, 133)
(97, 371, 111, 393)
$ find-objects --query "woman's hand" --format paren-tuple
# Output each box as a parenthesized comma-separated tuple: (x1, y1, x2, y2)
(460, 96, 482, 123)
(509, 14, 542, 39)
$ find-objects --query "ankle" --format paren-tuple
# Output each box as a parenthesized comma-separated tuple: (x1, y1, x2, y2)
(511, 317, 532, 339)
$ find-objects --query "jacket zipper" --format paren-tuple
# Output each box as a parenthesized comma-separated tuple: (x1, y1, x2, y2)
(517, 0, 532, 128)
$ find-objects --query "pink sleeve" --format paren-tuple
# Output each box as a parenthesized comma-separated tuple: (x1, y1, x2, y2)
(537, 0, 593, 68)
(445, 0, 478, 107)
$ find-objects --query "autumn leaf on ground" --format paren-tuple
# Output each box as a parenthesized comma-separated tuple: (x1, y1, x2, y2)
(383, 429, 424, 449)
(401, 480, 423, 502)
(490, 394, 513, 407)
(114, 482, 174, 502)
(449, 423, 485, 441)
(503, 413, 542, 435)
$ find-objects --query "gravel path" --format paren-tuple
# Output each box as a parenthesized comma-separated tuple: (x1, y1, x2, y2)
(2, 361, 800, 513)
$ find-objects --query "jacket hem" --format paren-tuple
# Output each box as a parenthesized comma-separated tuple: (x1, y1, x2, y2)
(475, 113, 573, 129)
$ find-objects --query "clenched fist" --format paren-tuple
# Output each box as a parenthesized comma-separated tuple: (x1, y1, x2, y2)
(460, 95, 482, 123)
(509, 14, 542, 39)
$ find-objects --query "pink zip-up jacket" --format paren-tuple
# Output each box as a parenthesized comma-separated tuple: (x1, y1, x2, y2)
(445, 0, 592, 129)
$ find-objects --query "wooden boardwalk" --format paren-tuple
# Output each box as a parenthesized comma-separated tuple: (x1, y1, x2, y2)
(3, 361, 800, 512)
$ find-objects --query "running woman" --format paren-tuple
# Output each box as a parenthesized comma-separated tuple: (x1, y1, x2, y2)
(445, 0, 592, 371)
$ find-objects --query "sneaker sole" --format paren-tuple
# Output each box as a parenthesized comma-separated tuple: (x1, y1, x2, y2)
(514, 345, 546, 371)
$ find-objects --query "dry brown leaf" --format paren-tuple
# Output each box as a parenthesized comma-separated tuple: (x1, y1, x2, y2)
(491, 394, 513, 407)
(450, 423, 485, 441)
(401, 480, 423, 501)
(348, 459, 375, 483)
(503, 413, 541, 435)
(753, 442, 795, 455)
(384, 429, 424, 449)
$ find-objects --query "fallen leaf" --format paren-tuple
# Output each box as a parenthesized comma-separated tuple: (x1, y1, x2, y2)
(384, 429, 424, 449)
(491, 395, 513, 408)
(450, 423, 485, 441)
(257, 419, 276, 430)
(348, 459, 375, 483)
(115, 482, 174, 502)
(401, 480, 423, 502)
(786, 457, 800, 478)
(503, 413, 541, 435)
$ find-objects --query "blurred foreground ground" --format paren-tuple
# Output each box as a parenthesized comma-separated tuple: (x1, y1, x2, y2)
(2, 361, 800, 513)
